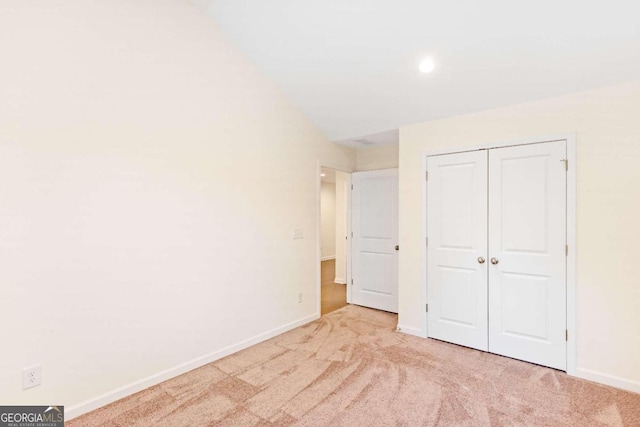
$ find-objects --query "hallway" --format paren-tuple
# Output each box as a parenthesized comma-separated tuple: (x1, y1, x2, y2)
(320, 259, 347, 315)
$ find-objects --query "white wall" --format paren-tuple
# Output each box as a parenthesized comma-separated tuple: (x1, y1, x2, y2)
(0, 0, 356, 415)
(398, 80, 640, 393)
(320, 181, 337, 260)
(356, 143, 399, 171)
(334, 171, 348, 283)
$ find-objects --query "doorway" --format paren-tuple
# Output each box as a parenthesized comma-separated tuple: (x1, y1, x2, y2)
(320, 167, 349, 315)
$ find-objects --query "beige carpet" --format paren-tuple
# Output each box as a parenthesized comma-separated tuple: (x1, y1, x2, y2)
(69, 305, 640, 426)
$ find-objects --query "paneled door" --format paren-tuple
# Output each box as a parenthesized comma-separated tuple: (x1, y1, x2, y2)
(488, 141, 567, 370)
(426, 141, 567, 369)
(427, 151, 489, 351)
(351, 169, 399, 313)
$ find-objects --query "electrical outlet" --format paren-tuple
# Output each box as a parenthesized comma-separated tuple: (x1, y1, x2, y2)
(298, 292, 303, 303)
(23, 364, 41, 389)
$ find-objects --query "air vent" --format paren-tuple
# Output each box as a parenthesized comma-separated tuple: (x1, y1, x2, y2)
(355, 138, 375, 146)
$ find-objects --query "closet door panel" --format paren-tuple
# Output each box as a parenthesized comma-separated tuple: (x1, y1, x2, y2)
(427, 150, 488, 351)
(488, 141, 567, 370)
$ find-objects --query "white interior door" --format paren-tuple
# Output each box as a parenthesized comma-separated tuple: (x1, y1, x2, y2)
(426, 141, 567, 369)
(351, 169, 398, 313)
(488, 141, 567, 370)
(427, 151, 488, 351)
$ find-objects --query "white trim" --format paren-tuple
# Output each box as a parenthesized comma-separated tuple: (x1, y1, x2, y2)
(422, 133, 577, 373)
(317, 163, 322, 317)
(334, 278, 346, 285)
(575, 368, 640, 394)
(566, 134, 577, 376)
(346, 173, 353, 304)
(421, 153, 429, 337)
(397, 324, 426, 338)
(321, 255, 336, 261)
(355, 167, 401, 172)
(319, 162, 354, 174)
(65, 313, 319, 421)
(424, 133, 573, 157)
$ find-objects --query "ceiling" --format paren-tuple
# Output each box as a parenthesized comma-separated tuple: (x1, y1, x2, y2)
(189, 0, 640, 145)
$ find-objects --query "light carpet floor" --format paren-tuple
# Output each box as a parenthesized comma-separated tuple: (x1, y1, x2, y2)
(68, 305, 640, 426)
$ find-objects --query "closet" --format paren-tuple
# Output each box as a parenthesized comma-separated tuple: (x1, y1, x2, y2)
(426, 140, 567, 370)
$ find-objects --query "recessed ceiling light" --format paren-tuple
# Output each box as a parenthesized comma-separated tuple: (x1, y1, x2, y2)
(320, 173, 326, 177)
(419, 58, 435, 74)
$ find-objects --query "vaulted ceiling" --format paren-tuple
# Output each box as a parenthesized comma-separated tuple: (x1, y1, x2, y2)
(189, 0, 640, 145)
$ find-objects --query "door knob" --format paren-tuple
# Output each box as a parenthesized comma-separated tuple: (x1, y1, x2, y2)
(395, 245, 399, 251)
(490, 257, 499, 265)
(477, 257, 485, 264)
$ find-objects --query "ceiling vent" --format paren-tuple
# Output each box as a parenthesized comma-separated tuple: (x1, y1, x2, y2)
(354, 138, 375, 146)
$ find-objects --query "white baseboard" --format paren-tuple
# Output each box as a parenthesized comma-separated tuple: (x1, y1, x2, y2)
(334, 278, 346, 284)
(321, 256, 336, 261)
(396, 324, 426, 338)
(574, 368, 640, 394)
(65, 312, 320, 420)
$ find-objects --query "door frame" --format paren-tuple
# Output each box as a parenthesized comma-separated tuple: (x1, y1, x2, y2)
(317, 162, 353, 317)
(422, 133, 577, 374)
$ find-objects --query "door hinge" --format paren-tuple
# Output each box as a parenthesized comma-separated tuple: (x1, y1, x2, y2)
(425, 171, 429, 181)
(566, 244, 569, 256)
(351, 184, 353, 190)
(426, 303, 429, 313)
(351, 279, 353, 285)
(561, 159, 568, 171)
(565, 329, 568, 341)
(351, 232, 353, 238)
(426, 237, 428, 247)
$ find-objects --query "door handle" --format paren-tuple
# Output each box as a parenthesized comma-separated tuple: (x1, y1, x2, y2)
(490, 257, 499, 265)
(477, 257, 485, 264)
(395, 245, 399, 251)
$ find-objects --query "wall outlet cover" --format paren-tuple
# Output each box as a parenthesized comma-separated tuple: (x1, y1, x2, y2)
(23, 364, 42, 389)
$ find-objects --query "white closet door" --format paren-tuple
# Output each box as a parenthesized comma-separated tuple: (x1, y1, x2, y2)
(351, 169, 399, 313)
(488, 141, 567, 370)
(427, 151, 488, 351)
